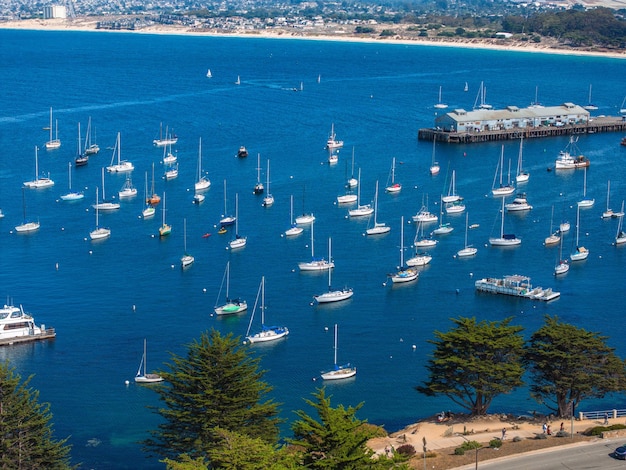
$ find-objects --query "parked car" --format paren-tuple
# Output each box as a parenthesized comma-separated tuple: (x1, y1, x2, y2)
(614, 444, 626, 459)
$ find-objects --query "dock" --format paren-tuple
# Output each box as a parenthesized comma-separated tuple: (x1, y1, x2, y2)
(419, 116, 626, 143)
(0, 328, 56, 347)
(475, 275, 560, 301)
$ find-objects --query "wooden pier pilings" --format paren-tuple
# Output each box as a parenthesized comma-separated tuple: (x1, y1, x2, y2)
(418, 116, 626, 144)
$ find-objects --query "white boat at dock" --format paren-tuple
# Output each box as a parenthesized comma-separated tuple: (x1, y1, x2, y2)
(0, 303, 56, 346)
(475, 274, 560, 301)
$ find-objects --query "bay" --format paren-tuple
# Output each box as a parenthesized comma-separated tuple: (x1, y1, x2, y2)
(1, 29, 626, 468)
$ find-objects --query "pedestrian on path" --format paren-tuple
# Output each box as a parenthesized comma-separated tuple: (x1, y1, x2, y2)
(501, 428, 507, 440)
(542, 422, 547, 434)
(560, 422, 564, 432)
(604, 412, 609, 425)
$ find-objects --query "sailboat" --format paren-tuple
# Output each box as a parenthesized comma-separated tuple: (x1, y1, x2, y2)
(346, 148, 357, 188)
(74, 121, 89, 167)
(464, 81, 469, 92)
(262, 159, 274, 207)
(84, 116, 99, 155)
(153, 123, 178, 147)
(583, 84, 598, 111)
(229, 194, 246, 249)
(235, 75, 241, 85)
(385, 157, 401, 193)
(181, 218, 194, 268)
(314, 239, 353, 303)
(429, 137, 440, 176)
(142, 172, 156, 218)
(432, 195, 453, 235)
(219, 180, 236, 226)
(456, 212, 477, 257)
(285, 195, 304, 237)
(491, 146, 515, 196)
(515, 137, 529, 183)
(244, 276, 289, 344)
(14, 188, 40, 233)
(158, 191, 171, 237)
(570, 205, 588, 261)
(406, 221, 433, 266)
(348, 169, 373, 217)
(388, 216, 418, 284)
(295, 187, 315, 224)
(365, 181, 390, 235)
(44, 107, 61, 149)
(298, 221, 334, 271)
(60, 162, 84, 201)
(134, 339, 163, 384)
(253, 153, 264, 195)
(434, 85, 448, 109)
(577, 167, 594, 208)
(89, 187, 111, 240)
(164, 162, 178, 180)
(23, 146, 54, 189)
(106, 132, 133, 173)
(442, 170, 461, 203)
(320, 324, 356, 380)
(615, 201, 626, 245)
(413, 218, 438, 248)
(214, 262, 247, 314)
(327, 148, 338, 165)
(413, 194, 438, 223)
(147, 162, 161, 206)
(194, 137, 211, 192)
(206, 69, 212, 78)
(93, 168, 120, 211)
(489, 197, 521, 246)
(337, 164, 358, 204)
(325, 123, 343, 150)
(118, 175, 137, 199)
(602, 180, 615, 219)
(473, 81, 492, 110)
(554, 235, 570, 275)
(544, 205, 561, 246)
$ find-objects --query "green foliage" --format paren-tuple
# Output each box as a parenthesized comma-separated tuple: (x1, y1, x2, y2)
(289, 387, 390, 469)
(416, 317, 525, 415)
(164, 454, 209, 470)
(584, 424, 626, 436)
(524, 316, 626, 418)
(454, 440, 481, 455)
(354, 26, 375, 34)
(395, 443, 416, 456)
(144, 329, 282, 460)
(380, 29, 395, 37)
(454, 447, 465, 455)
(0, 361, 73, 469)
(489, 438, 502, 448)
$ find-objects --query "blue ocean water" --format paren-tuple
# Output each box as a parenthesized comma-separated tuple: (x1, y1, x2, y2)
(1, 29, 626, 468)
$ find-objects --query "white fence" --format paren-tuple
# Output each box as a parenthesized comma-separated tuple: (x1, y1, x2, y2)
(579, 409, 626, 421)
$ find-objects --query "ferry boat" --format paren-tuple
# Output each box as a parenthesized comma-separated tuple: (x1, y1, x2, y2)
(475, 274, 560, 301)
(0, 303, 55, 345)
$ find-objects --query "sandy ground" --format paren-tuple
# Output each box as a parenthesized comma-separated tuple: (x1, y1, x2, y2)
(1, 17, 625, 59)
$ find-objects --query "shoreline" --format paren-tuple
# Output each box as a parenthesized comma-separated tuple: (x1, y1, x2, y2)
(2, 18, 625, 59)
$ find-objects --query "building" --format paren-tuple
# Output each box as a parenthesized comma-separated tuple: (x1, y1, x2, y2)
(43, 5, 67, 19)
(434, 103, 589, 133)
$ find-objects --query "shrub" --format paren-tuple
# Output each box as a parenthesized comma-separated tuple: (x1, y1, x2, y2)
(489, 439, 502, 448)
(395, 444, 416, 457)
(454, 447, 465, 455)
(535, 433, 548, 440)
(379, 29, 395, 37)
(512, 436, 522, 442)
(555, 431, 570, 438)
(584, 424, 626, 436)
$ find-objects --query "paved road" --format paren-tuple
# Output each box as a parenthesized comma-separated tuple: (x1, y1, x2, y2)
(460, 439, 626, 469)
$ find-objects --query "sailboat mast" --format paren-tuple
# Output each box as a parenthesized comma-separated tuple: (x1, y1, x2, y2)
(143, 338, 147, 376)
(333, 324, 338, 366)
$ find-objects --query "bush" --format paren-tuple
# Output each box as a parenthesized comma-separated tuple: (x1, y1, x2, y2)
(512, 436, 522, 442)
(454, 447, 465, 455)
(395, 444, 416, 457)
(489, 439, 502, 448)
(535, 433, 548, 440)
(379, 29, 395, 37)
(584, 424, 626, 436)
(555, 431, 570, 438)
(455, 440, 482, 455)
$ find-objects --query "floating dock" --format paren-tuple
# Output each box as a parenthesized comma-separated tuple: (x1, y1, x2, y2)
(475, 274, 560, 301)
(0, 328, 56, 347)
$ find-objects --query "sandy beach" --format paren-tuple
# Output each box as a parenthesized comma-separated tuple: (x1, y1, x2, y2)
(2, 17, 625, 59)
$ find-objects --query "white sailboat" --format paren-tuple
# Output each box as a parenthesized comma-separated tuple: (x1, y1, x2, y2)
(544, 205, 560, 246)
(327, 149, 338, 165)
(434, 85, 448, 109)
(515, 137, 529, 183)
(219, 180, 236, 227)
(106, 132, 133, 173)
(142, 172, 156, 218)
(118, 175, 137, 199)
(89, 187, 111, 241)
(442, 170, 461, 203)
(577, 167, 594, 208)
(229, 194, 246, 249)
(194, 137, 211, 191)
(75, 121, 89, 166)
(164, 162, 178, 180)
(389, 216, 419, 284)
(313, 239, 353, 303)
(262, 160, 274, 207)
(60, 161, 84, 201)
(602, 180, 614, 219)
(583, 84, 598, 111)
(134, 339, 163, 384)
(45, 107, 61, 149)
(429, 137, 440, 176)
(298, 221, 334, 271)
(320, 324, 356, 380)
(348, 169, 373, 217)
(295, 187, 315, 224)
(14, 188, 40, 233)
(570, 205, 589, 261)
(554, 235, 570, 275)
(489, 197, 521, 246)
(285, 195, 304, 237)
(365, 181, 390, 235)
(214, 261, 247, 315)
(337, 164, 358, 204)
(413, 218, 438, 248)
(181, 218, 194, 268)
(385, 157, 401, 193)
(505, 192, 533, 212)
(235, 75, 241, 85)
(206, 69, 212, 78)
(23, 146, 54, 189)
(347, 147, 358, 188)
(473, 81, 492, 110)
(93, 167, 120, 211)
(253, 153, 264, 195)
(84, 116, 99, 155)
(456, 212, 477, 257)
(153, 123, 178, 147)
(244, 276, 289, 344)
(412, 194, 438, 223)
(615, 201, 626, 245)
(158, 191, 171, 238)
(325, 123, 343, 150)
(491, 146, 515, 196)
(432, 195, 453, 235)
(406, 221, 433, 266)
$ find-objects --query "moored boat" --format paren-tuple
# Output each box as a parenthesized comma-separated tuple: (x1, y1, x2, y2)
(0, 303, 55, 346)
(475, 274, 560, 301)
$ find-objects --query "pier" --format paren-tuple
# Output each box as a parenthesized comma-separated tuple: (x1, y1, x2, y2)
(418, 116, 626, 143)
(0, 328, 56, 347)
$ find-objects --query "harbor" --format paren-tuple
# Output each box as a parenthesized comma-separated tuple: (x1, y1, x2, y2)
(475, 275, 560, 301)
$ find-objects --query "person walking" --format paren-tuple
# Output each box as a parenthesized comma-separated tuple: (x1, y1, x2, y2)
(604, 412, 609, 425)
